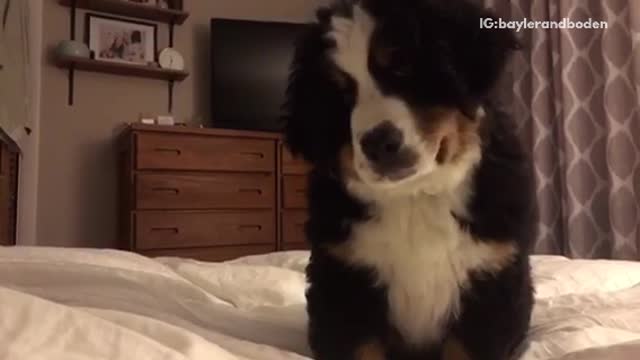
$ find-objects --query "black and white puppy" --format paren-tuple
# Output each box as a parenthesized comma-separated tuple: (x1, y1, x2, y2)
(282, 0, 536, 359)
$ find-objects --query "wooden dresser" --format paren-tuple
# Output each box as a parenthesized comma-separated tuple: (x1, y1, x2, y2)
(119, 124, 311, 262)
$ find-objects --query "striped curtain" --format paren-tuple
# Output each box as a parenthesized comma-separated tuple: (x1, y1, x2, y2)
(481, 0, 640, 259)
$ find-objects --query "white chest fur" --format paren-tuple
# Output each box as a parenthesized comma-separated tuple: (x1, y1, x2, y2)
(344, 194, 512, 346)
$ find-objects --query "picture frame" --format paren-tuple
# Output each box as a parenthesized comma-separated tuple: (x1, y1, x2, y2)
(166, 0, 183, 10)
(85, 13, 157, 66)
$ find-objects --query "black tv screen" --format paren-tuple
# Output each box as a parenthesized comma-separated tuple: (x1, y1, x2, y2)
(210, 18, 308, 132)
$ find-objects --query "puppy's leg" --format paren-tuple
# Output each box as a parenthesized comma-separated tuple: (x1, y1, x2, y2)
(451, 258, 534, 360)
(308, 313, 387, 360)
(442, 337, 472, 360)
(306, 253, 388, 360)
(355, 341, 386, 360)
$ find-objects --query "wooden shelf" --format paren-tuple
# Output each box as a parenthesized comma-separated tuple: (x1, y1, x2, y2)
(59, 0, 189, 25)
(56, 55, 189, 82)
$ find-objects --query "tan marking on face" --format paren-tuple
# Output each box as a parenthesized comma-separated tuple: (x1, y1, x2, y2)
(371, 41, 394, 69)
(442, 337, 472, 360)
(330, 66, 351, 91)
(413, 107, 482, 165)
(355, 340, 386, 360)
(324, 240, 352, 263)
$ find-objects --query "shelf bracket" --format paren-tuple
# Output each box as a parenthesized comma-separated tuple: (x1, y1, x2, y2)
(67, 0, 77, 106)
(69, 0, 76, 39)
(167, 19, 176, 113)
(68, 66, 75, 106)
(169, 20, 175, 47)
(168, 80, 174, 113)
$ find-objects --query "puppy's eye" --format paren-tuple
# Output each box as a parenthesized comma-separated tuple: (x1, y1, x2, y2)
(373, 46, 395, 68)
(330, 68, 350, 90)
(330, 68, 356, 94)
(373, 46, 412, 78)
(329, 67, 356, 105)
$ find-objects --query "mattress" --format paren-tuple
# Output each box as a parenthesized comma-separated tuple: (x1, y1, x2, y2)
(0, 246, 639, 359)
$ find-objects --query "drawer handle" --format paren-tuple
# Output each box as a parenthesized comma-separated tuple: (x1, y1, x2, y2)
(150, 227, 179, 234)
(238, 225, 263, 231)
(240, 152, 265, 159)
(152, 187, 180, 194)
(154, 148, 182, 155)
(238, 189, 263, 195)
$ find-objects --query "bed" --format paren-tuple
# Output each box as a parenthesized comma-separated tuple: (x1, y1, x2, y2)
(0, 246, 639, 359)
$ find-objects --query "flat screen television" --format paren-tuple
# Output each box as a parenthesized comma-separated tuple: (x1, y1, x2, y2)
(210, 18, 308, 132)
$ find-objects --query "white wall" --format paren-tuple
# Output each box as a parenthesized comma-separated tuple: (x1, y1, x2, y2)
(35, 0, 333, 247)
(14, 0, 42, 245)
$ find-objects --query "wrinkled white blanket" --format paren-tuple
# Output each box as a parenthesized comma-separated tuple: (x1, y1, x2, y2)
(0, 246, 639, 360)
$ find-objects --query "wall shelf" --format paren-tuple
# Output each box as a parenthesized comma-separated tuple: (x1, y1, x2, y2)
(58, 0, 188, 112)
(56, 55, 189, 82)
(59, 0, 189, 25)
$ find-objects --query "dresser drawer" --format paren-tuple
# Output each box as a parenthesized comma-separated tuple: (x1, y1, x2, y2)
(282, 175, 308, 209)
(281, 146, 311, 175)
(135, 133, 275, 172)
(139, 244, 276, 262)
(136, 173, 275, 209)
(135, 211, 275, 250)
(282, 210, 308, 246)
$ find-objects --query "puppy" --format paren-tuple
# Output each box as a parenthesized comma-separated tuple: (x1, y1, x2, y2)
(282, 0, 536, 359)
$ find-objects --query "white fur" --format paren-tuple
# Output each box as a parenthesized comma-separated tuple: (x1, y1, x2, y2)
(327, 5, 439, 186)
(347, 193, 514, 345)
(344, 147, 497, 345)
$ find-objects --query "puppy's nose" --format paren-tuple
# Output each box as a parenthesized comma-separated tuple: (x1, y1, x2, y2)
(360, 121, 403, 164)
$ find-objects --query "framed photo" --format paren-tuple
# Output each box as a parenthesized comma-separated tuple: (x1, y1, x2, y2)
(121, 0, 157, 6)
(85, 14, 157, 65)
(160, 0, 183, 10)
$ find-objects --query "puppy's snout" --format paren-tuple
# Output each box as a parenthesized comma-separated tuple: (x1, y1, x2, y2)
(358, 121, 418, 180)
(360, 121, 403, 163)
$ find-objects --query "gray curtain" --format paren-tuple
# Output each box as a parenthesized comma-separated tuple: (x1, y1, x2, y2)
(482, 0, 640, 259)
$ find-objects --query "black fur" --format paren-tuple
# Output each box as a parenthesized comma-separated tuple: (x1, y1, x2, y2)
(281, 0, 536, 359)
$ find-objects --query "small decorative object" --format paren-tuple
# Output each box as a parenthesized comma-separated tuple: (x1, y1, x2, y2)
(139, 113, 156, 124)
(86, 13, 157, 66)
(122, 0, 156, 6)
(55, 40, 91, 58)
(157, 0, 170, 9)
(156, 115, 175, 126)
(158, 48, 185, 71)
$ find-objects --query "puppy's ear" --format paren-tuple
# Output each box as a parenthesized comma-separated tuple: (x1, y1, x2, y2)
(281, 23, 353, 167)
(417, 0, 520, 98)
(454, 12, 521, 98)
(408, 1, 520, 107)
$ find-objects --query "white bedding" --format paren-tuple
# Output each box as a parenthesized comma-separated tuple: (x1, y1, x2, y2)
(0, 247, 639, 359)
